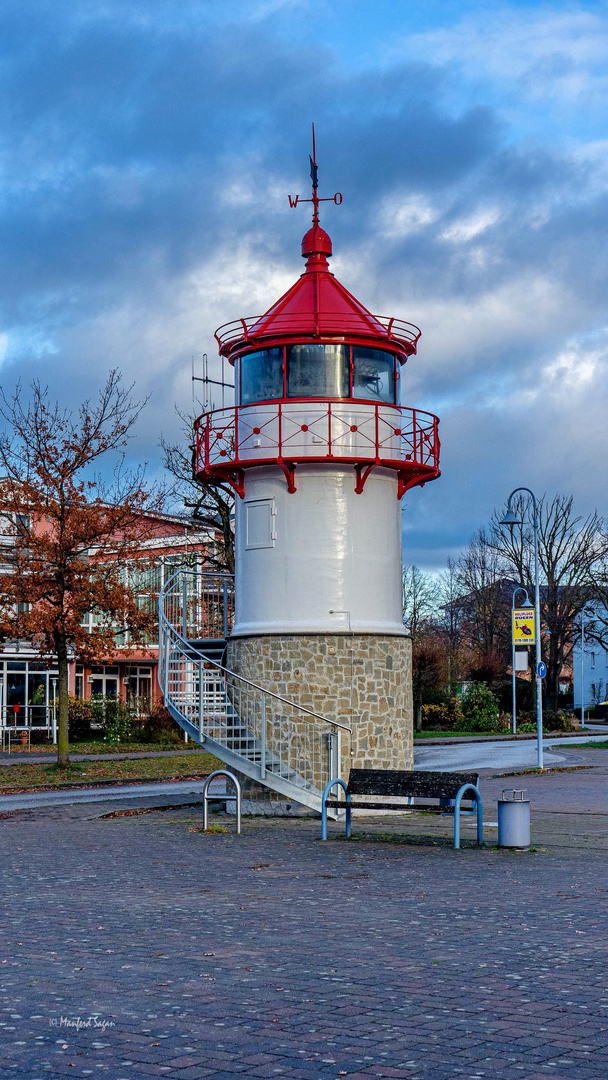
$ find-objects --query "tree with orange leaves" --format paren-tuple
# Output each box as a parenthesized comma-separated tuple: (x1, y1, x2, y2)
(0, 371, 165, 766)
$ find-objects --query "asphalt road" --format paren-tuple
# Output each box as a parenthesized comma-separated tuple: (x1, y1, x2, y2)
(1, 735, 606, 812)
(0, 779, 219, 813)
(414, 733, 607, 771)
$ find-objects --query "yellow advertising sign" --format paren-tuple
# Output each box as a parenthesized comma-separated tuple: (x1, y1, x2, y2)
(513, 608, 535, 645)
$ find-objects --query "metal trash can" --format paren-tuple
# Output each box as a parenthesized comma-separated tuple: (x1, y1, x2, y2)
(497, 789, 530, 848)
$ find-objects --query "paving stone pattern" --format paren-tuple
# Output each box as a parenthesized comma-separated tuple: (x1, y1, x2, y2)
(1, 798, 608, 1079)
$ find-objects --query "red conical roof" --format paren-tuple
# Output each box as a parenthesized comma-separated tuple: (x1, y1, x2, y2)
(214, 224, 420, 361)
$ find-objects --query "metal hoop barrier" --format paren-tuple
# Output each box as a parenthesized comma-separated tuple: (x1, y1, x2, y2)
(202, 770, 242, 835)
(321, 778, 350, 841)
(453, 783, 483, 849)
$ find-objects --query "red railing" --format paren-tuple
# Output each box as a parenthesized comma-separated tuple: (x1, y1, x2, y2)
(214, 312, 421, 358)
(195, 401, 440, 499)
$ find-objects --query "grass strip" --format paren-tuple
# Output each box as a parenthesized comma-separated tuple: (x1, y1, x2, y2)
(414, 730, 594, 741)
(3, 740, 206, 756)
(0, 752, 221, 792)
(556, 740, 608, 750)
(488, 765, 597, 779)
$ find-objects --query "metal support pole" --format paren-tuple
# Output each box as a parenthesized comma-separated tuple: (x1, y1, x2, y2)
(51, 677, 58, 744)
(581, 608, 585, 729)
(260, 696, 266, 780)
(512, 638, 516, 735)
(336, 728, 341, 780)
(182, 576, 188, 640)
(198, 661, 204, 740)
(223, 581, 228, 640)
(533, 506, 543, 769)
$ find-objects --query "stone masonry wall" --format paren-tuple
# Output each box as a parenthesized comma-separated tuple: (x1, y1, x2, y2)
(226, 634, 413, 790)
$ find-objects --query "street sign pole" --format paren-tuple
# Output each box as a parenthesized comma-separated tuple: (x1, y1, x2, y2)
(500, 487, 544, 769)
(533, 504, 544, 770)
(511, 589, 533, 735)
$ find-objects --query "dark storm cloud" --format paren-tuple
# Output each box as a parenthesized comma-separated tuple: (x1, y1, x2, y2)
(0, 2, 504, 313)
(1, 0, 607, 567)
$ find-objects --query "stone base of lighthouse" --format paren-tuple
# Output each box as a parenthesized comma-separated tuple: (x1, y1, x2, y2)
(226, 633, 413, 811)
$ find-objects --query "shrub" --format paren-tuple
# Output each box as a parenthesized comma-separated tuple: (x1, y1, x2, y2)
(137, 702, 181, 744)
(421, 696, 464, 730)
(517, 710, 574, 733)
(103, 699, 136, 744)
(68, 694, 181, 745)
(460, 683, 501, 732)
(544, 710, 574, 733)
(68, 696, 94, 741)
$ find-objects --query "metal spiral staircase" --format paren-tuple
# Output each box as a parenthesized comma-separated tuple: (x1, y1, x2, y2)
(158, 571, 350, 813)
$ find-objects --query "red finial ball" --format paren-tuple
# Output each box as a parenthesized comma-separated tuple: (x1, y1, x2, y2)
(301, 224, 332, 270)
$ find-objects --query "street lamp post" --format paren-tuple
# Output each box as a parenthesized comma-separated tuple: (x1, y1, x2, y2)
(579, 608, 588, 729)
(500, 488, 544, 769)
(511, 586, 532, 735)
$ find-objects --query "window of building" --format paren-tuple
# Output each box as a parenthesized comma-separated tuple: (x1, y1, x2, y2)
(89, 666, 119, 699)
(1, 660, 58, 726)
(75, 664, 84, 699)
(126, 666, 152, 714)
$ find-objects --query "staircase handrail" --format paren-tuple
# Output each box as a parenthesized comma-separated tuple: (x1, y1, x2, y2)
(159, 570, 352, 734)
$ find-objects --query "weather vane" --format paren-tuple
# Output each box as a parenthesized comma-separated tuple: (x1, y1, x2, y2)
(287, 123, 342, 225)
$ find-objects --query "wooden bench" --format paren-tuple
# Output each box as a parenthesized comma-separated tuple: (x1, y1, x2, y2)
(321, 769, 483, 849)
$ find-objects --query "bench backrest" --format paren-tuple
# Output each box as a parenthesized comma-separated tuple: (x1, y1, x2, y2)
(346, 769, 479, 799)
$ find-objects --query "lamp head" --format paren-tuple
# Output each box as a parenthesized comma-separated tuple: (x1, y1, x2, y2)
(500, 507, 521, 529)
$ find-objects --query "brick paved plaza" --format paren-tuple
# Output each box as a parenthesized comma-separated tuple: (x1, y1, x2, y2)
(1, 756, 608, 1080)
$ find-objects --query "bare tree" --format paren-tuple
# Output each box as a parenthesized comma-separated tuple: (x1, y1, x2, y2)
(436, 557, 465, 692)
(402, 565, 438, 642)
(161, 410, 234, 573)
(402, 565, 441, 730)
(456, 528, 512, 682)
(487, 494, 607, 707)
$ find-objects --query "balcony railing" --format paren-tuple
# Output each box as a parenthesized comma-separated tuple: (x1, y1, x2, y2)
(214, 312, 421, 358)
(195, 400, 440, 498)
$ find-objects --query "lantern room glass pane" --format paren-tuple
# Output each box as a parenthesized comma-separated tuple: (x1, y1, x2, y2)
(240, 348, 283, 405)
(352, 347, 396, 404)
(286, 344, 349, 399)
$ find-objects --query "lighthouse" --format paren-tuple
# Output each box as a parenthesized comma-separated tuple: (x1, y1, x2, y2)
(194, 139, 440, 779)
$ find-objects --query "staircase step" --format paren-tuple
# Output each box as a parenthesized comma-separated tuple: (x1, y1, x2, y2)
(160, 604, 324, 810)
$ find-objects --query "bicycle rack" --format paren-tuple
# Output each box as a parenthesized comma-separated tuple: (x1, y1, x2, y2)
(202, 769, 242, 834)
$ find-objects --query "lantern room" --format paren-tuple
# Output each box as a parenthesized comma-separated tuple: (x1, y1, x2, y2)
(195, 214, 438, 501)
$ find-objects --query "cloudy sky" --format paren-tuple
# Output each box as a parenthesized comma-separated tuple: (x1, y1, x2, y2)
(2, 0, 607, 569)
